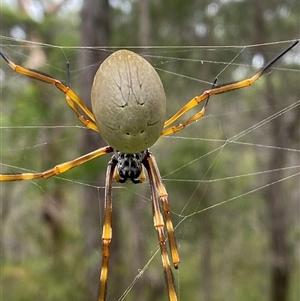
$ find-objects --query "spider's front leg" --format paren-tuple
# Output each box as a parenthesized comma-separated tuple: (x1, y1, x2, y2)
(98, 158, 117, 301)
(145, 151, 180, 268)
(143, 151, 179, 301)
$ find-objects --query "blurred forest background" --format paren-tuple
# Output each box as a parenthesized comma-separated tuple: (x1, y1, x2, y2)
(0, 0, 299, 301)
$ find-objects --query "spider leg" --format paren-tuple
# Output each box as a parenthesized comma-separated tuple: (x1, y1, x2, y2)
(65, 95, 99, 132)
(0, 146, 113, 181)
(98, 158, 116, 301)
(162, 40, 299, 135)
(162, 77, 218, 136)
(0, 51, 99, 132)
(145, 151, 180, 267)
(143, 151, 178, 301)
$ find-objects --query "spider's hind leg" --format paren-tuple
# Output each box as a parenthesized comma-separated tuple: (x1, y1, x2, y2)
(161, 40, 298, 137)
(0, 50, 99, 132)
(161, 77, 218, 136)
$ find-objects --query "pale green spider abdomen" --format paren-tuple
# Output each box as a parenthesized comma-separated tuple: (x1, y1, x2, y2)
(91, 50, 166, 154)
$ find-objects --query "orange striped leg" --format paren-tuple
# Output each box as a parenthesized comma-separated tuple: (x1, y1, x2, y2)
(162, 40, 299, 135)
(162, 77, 217, 137)
(98, 158, 117, 301)
(146, 152, 180, 268)
(0, 146, 113, 181)
(0, 51, 99, 132)
(144, 152, 178, 301)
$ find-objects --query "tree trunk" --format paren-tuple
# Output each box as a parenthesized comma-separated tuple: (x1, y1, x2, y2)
(78, 1, 115, 300)
(201, 197, 213, 301)
(263, 79, 291, 301)
(139, 0, 150, 47)
(253, 3, 293, 300)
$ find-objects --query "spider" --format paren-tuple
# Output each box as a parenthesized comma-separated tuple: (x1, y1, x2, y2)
(0, 40, 298, 301)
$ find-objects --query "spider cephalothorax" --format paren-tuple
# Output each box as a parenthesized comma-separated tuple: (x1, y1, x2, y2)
(113, 150, 147, 183)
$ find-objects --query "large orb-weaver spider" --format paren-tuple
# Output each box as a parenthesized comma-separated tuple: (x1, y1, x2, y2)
(0, 40, 298, 301)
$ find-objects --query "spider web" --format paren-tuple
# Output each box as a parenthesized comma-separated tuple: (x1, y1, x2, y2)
(0, 37, 299, 301)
